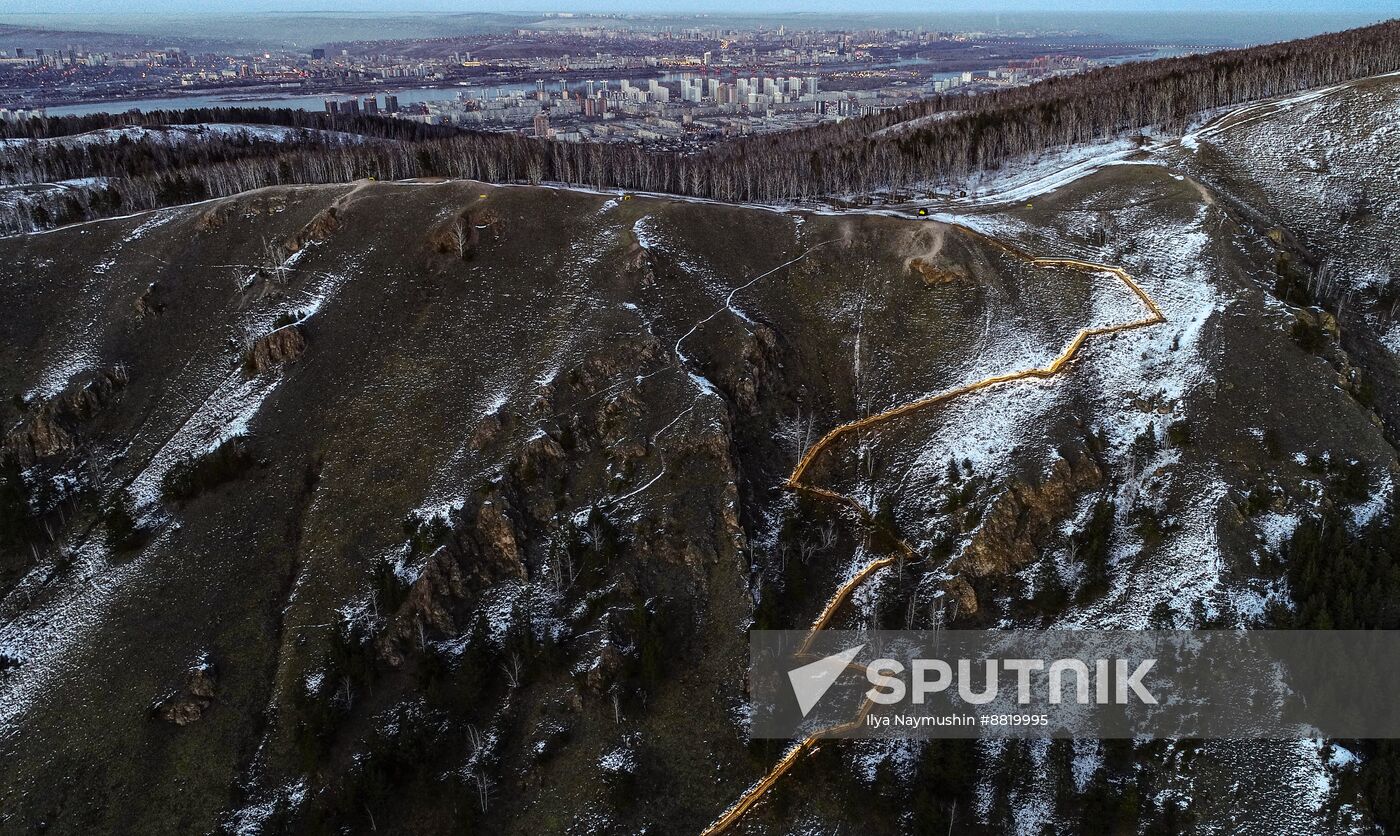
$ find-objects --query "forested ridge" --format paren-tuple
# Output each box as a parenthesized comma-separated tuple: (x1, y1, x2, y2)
(0, 127, 364, 186)
(2, 18, 1398, 233)
(0, 107, 462, 143)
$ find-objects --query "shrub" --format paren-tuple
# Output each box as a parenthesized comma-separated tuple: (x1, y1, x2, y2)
(1130, 505, 1177, 547)
(1032, 555, 1070, 617)
(1165, 420, 1192, 447)
(1076, 495, 1116, 602)
(1275, 492, 1400, 830)
(272, 308, 307, 329)
(0, 457, 33, 554)
(103, 498, 150, 552)
(1272, 253, 1313, 307)
(1290, 315, 1326, 352)
(160, 435, 255, 501)
(1331, 459, 1370, 504)
(1242, 483, 1273, 516)
(1278, 497, 1399, 630)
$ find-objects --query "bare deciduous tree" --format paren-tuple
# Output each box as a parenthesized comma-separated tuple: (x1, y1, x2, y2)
(471, 771, 491, 812)
(260, 236, 290, 284)
(502, 652, 524, 689)
(775, 409, 815, 462)
(447, 216, 469, 258)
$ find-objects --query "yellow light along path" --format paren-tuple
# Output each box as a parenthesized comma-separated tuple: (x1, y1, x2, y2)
(701, 221, 1165, 836)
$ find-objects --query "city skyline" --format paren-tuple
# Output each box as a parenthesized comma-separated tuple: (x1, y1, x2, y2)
(0, 14, 1140, 145)
(2, 1, 1395, 14)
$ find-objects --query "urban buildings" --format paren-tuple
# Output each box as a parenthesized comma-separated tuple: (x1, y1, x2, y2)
(1, 22, 1117, 148)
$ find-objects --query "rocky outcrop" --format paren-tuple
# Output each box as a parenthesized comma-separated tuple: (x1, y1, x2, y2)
(512, 432, 568, 523)
(393, 546, 468, 644)
(471, 410, 510, 452)
(625, 418, 742, 572)
(153, 657, 217, 726)
(195, 192, 291, 232)
(1295, 306, 1340, 341)
(595, 389, 645, 449)
(908, 256, 967, 285)
(4, 366, 128, 466)
(943, 576, 980, 618)
(581, 641, 624, 695)
(718, 324, 779, 415)
(244, 324, 307, 375)
(472, 500, 528, 580)
(135, 281, 167, 319)
(194, 202, 236, 233)
(624, 239, 656, 288)
(285, 206, 340, 254)
(947, 450, 1104, 612)
(377, 493, 530, 665)
(374, 325, 707, 666)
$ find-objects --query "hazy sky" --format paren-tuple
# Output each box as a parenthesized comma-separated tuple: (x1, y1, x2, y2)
(2, 0, 1395, 13)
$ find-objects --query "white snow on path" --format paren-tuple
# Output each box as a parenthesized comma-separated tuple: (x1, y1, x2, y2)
(639, 208, 839, 403)
(122, 254, 356, 513)
(598, 230, 840, 511)
(124, 368, 278, 511)
(21, 207, 186, 402)
(670, 236, 840, 391)
(26, 344, 101, 403)
(0, 538, 141, 739)
(1180, 76, 1394, 150)
(947, 138, 1140, 206)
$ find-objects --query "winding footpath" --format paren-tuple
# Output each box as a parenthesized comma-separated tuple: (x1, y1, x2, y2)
(701, 222, 1165, 836)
